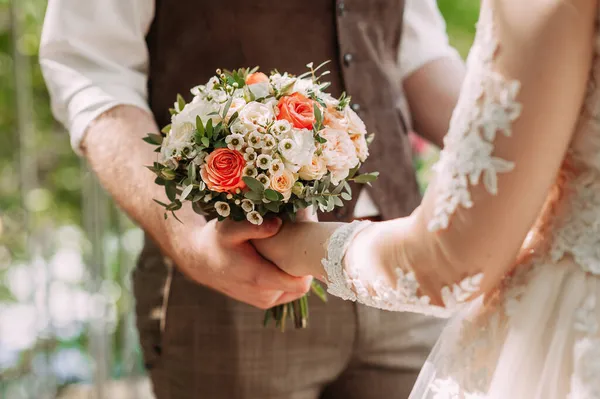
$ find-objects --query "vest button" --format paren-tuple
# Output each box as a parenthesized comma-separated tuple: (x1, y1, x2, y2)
(343, 53, 354, 66)
(351, 103, 361, 112)
(337, 2, 346, 16)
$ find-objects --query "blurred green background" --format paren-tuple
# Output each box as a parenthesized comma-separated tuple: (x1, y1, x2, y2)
(0, 0, 479, 397)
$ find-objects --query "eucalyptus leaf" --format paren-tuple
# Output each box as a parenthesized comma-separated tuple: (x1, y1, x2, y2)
(165, 182, 177, 202)
(264, 189, 283, 202)
(243, 176, 265, 193)
(244, 191, 263, 201)
(348, 165, 360, 179)
(181, 185, 193, 200)
(341, 192, 352, 201)
(264, 201, 280, 213)
(143, 133, 163, 145)
(333, 196, 344, 207)
(188, 163, 197, 182)
(353, 172, 379, 184)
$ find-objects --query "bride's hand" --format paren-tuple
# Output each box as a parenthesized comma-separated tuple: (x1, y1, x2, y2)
(252, 215, 344, 280)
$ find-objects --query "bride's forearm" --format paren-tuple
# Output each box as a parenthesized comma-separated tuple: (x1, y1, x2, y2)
(252, 221, 344, 280)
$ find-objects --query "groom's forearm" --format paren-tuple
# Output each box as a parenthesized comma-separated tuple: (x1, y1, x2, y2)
(81, 105, 205, 253)
(403, 56, 465, 148)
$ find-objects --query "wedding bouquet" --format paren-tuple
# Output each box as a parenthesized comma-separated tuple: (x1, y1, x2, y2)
(144, 62, 378, 330)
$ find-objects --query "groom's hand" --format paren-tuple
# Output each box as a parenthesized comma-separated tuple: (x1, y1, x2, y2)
(166, 216, 312, 309)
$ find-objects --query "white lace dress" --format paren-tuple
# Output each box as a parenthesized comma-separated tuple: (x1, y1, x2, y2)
(322, 1, 600, 398)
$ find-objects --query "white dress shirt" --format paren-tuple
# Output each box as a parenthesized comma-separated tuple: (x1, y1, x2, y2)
(40, 0, 459, 218)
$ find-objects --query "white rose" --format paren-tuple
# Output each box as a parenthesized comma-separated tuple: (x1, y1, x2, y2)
(293, 78, 318, 97)
(222, 98, 246, 123)
(269, 169, 296, 201)
(270, 73, 296, 94)
(172, 100, 221, 139)
(215, 202, 231, 217)
(344, 107, 367, 135)
(298, 155, 328, 181)
(239, 101, 274, 127)
(248, 82, 271, 99)
(278, 128, 316, 172)
(320, 128, 360, 184)
(230, 120, 255, 136)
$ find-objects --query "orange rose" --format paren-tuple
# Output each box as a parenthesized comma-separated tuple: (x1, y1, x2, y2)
(277, 92, 315, 129)
(200, 148, 247, 193)
(245, 72, 269, 85)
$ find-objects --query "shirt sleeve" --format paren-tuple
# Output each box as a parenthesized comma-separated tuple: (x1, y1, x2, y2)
(398, 0, 462, 81)
(39, 0, 155, 154)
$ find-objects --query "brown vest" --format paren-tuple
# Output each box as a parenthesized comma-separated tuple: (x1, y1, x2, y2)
(146, 0, 421, 221)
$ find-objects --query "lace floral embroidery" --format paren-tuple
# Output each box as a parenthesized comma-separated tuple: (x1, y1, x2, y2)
(569, 294, 600, 399)
(321, 220, 484, 317)
(427, 4, 522, 232)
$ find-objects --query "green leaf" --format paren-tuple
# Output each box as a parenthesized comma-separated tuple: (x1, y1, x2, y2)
(264, 201, 280, 213)
(243, 176, 265, 193)
(213, 122, 224, 139)
(166, 200, 183, 211)
(181, 185, 193, 200)
(143, 133, 164, 145)
(310, 281, 327, 303)
(343, 181, 352, 196)
(264, 189, 283, 202)
(171, 210, 184, 224)
(366, 133, 375, 146)
(228, 111, 239, 126)
(315, 134, 327, 144)
(348, 165, 360, 179)
(221, 96, 233, 119)
(353, 172, 380, 184)
(332, 183, 344, 195)
(177, 94, 186, 111)
(214, 141, 227, 148)
(206, 119, 214, 139)
(313, 103, 323, 130)
(201, 137, 210, 147)
(192, 201, 207, 215)
(169, 108, 177, 116)
(165, 182, 177, 202)
(341, 192, 352, 201)
(153, 199, 169, 208)
(196, 116, 205, 137)
(154, 177, 166, 186)
(326, 196, 335, 212)
(187, 163, 197, 183)
(333, 196, 344, 207)
(244, 191, 263, 201)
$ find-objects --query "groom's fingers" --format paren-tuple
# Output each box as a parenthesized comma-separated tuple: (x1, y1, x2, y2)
(217, 218, 282, 243)
(248, 256, 312, 294)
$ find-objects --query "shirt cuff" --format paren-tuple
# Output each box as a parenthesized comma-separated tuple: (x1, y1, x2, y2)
(67, 84, 151, 155)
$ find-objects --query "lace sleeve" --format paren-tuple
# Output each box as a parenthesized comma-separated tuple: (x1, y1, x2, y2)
(321, 0, 593, 315)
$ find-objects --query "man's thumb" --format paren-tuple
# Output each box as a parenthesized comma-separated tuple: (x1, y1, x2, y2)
(218, 218, 282, 243)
